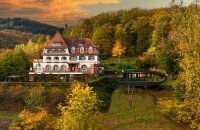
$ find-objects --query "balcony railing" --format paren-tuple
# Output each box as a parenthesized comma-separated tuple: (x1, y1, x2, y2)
(45, 60, 68, 63)
(33, 59, 43, 63)
(33, 68, 87, 73)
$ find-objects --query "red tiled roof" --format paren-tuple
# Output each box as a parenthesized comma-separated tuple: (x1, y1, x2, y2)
(64, 38, 97, 48)
(45, 32, 68, 49)
(44, 32, 99, 55)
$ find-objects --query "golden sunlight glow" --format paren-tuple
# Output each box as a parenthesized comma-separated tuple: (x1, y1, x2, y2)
(0, 0, 120, 25)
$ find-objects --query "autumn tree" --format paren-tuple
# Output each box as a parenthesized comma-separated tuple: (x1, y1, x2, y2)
(23, 85, 46, 108)
(157, 42, 180, 79)
(37, 34, 47, 44)
(159, 4, 200, 129)
(135, 16, 153, 54)
(0, 50, 27, 81)
(112, 40, 126, 62)
(56, 81, 102, 130)
(92, 23, 115, 56)
(10, 108, 49, 130)
(115, 24, 127, 44)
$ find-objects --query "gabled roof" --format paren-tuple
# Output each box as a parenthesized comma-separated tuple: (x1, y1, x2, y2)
(45, 32, 68, 49)
(44, 32, 98, 54)
(45, 32, 97, 49)
(64, 38, 97, 48)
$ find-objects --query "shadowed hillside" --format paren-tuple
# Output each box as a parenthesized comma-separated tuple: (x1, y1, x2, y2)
(0, 17, 64, 48)
(0, 17, 63, 35)
(0, 30, 39, 48)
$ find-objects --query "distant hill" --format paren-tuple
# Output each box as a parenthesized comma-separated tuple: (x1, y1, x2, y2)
(0, 30, 39, 48)
(0, 17, 64, 48)
(0, 17, 63, 35)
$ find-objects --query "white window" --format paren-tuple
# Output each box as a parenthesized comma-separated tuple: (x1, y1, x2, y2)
(45, 65, 51, 71)
(81, 65, 87, 72)
(88, 47, 93, 53)
(70, 56, 77, 61)
(61, 57, 67, 61)
(71, 47, 75, 53)
(88, 56, 94, 60)
(61, 49, 65, 53)
(52, 49, 56, 53)
(60, 65, 67, 72)
(80, 47, 84, 53)
(47, 49, 50, 53)
(53, 42, 61, 46)
(54, 57, 59, 61)
(35, 64, 41, 71)
(46, 57, 51, 61)
(53, 65, 59, 71)
(79, 56, 85, 60)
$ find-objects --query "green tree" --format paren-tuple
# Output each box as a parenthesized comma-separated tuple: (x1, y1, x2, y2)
(23, 85, 46, 108)
(157, 42, 179, 79)
(0, 50, 27, 81)
(159, 5, 200, 129)
(92, 23, 115, 56)
(135, 16, 153, 54)
(114, 24, 128, 48)
(56, 81, 102, 130)
(37, 34, 47, 44)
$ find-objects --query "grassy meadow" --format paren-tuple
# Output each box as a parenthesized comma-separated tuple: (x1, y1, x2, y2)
(103, 88, 184, 130)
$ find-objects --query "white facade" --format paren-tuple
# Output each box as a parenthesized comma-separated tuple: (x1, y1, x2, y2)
(29, 33, 100, 76)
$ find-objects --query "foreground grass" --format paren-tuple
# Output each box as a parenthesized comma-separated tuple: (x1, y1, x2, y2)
(0, 111, 18, 119)
(0, 111, 19, 129)
(101, 57, 136, 71)
(104, 88, 179, 130)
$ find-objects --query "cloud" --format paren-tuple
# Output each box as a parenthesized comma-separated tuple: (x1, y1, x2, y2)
(0, 0, 120, 26)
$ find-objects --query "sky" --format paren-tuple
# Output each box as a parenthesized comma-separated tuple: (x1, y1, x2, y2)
(0, 0, 194, 26)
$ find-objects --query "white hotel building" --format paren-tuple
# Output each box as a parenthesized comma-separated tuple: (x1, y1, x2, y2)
(29, 32, 100, 81)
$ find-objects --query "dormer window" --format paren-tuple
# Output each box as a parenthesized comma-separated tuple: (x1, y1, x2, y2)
(80, 47, 84, 53)
(47, 49, 50, 53)
(78, 43, 83, 46)
(71, 47, 75, 53)
(88, 46, 93, 53)
(53, 42, 61, 46)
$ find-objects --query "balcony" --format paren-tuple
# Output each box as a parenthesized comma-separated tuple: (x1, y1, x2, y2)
(43, 53, 68, 56)
(33, 59, 43, 63)
(43, 68, 84, 73)
(32, 68, 90, 74)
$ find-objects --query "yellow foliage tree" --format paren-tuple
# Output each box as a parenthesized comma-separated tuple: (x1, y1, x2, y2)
(56, 81, 102, 130)
(10, 108, 48, 130)
(159, 5, 200, 129)
(112, 40, 126, 62)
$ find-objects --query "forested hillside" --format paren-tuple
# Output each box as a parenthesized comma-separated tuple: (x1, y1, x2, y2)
(0, 17, 63, 48)
(63, 7, 177, 57)
(0, 30, 39, 48)
(1, 3, 200, 129)
(63, 5, 200, 129)
(64, 7, 165, 56)
(0, 17, 63, 35)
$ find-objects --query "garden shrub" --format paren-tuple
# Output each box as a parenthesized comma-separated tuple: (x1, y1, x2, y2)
(23, 85, 46, 109)
(159, 99, 200, 129)
(9, 108, 49, 130)
(8, 85, 26, 104)
(46, 87, 65, 112)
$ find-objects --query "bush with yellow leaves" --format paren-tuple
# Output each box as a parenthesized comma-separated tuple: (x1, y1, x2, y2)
(9, 108, 50, 130)
(55, 81, 103, 130)
(159, 98, 200, 129)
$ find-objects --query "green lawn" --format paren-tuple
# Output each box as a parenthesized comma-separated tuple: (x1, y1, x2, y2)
(103, 88, 179, 130)
(0, 111, 19, 129)
(101, 57, 136, 71)
(0, 111, 18, 119)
